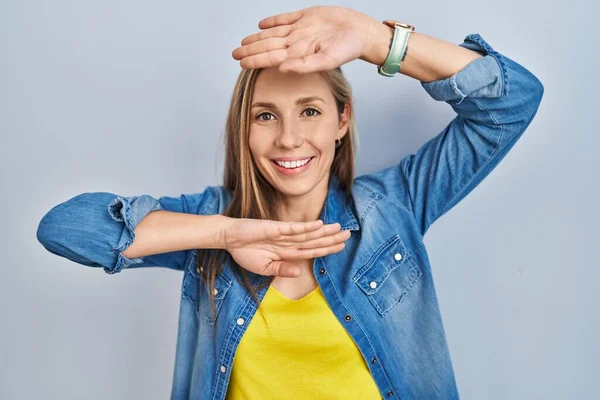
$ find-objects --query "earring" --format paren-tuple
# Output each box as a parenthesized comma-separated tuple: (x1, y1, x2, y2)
(335, 138, 342, 148)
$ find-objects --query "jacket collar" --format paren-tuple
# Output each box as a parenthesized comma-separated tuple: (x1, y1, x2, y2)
(320, 175, 360, 232)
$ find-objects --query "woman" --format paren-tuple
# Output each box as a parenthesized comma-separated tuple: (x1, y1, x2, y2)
(36, 6, 544, 399)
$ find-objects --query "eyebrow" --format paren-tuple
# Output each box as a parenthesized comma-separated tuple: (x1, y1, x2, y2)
(251, 96, 326, 109)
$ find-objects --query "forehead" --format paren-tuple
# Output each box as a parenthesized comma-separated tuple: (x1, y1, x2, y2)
(252, 68, 332, 103)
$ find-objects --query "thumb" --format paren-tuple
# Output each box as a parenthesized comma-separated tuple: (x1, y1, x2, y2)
(270, 260, 301, 278)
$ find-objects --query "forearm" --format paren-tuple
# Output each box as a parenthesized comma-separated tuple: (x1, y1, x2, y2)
(122, 211, 234, 258)
(361, 22, 484, 83)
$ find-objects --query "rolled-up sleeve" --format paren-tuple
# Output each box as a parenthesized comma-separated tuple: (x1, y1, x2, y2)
(36, 187, 221, 274)
(107, 195, 164, 274)
(357, 33, 544, 237)
(419, 50, 505, 104)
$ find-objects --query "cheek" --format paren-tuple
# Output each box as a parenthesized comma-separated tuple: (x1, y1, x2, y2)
(311, 130, 337, 152)
(248, 130, 275, 172)
(314, 120, 340, 145)
(248, 130, 265, 158)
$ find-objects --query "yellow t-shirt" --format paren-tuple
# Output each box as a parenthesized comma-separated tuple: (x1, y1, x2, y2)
(225, 284, 382, 399)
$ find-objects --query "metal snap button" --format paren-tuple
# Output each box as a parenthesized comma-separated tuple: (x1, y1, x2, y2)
(220, 365, 226, 373)
(344, 314, 352, 322)
(318, 268, 326, 275)
(369, 281, 377, 289)
(394, 252, 402, 261)
(236, 318, 245, 326)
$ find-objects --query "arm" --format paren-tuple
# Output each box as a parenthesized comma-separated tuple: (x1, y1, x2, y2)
(361, 27, 485, 83)
(36, 186, 229, 274)
(121, 211, 232, 258)
(358, 30, 544, 237)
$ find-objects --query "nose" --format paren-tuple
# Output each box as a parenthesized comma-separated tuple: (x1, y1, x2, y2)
(274, 119, 303, 149)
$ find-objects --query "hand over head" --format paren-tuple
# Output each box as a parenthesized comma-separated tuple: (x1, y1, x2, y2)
(232, 6, 377, 74)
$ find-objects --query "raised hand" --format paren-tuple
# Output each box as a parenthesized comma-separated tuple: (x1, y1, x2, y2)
(223, 218, 351, 278)
(231, 6, 377, 74)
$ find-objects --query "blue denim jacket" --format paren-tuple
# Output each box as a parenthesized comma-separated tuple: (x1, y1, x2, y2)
(37, 33, 543, 399)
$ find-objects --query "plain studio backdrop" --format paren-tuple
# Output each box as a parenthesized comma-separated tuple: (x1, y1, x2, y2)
(1, 0, 596, 399)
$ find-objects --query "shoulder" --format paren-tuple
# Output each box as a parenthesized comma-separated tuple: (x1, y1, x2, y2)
(200, 185, 232, 213)
(353, 164, 412, 215)
(163, 185, 232, 215)
(352, 166, 424, 246)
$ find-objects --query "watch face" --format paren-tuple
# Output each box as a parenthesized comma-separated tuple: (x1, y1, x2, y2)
(383, 20, 415, 31)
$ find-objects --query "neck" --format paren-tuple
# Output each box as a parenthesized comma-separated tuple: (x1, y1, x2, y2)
(275, 175, 330, 223)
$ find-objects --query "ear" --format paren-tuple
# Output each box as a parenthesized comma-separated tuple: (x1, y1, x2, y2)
(338, 103, 351, 139)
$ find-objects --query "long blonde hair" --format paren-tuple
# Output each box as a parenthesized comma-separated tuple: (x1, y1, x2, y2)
(197, 66, 359, 320)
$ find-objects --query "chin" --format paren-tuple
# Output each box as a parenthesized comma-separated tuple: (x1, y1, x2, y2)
(267, 176, 314, 196)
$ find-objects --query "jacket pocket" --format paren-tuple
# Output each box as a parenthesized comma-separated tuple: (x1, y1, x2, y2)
(353, 234, 423, 316)
(182, 250, 232, 324)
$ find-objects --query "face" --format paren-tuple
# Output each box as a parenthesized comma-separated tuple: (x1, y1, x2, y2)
(248, 68, 349, 198)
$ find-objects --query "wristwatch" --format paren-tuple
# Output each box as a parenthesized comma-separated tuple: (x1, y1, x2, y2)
(377, 20, 415, 77)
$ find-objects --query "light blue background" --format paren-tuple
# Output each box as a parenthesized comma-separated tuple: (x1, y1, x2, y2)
(1, 0, 596, 399)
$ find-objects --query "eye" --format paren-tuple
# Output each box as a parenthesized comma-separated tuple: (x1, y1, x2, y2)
(255, 108, 321, 122)
(256, 112, 274, 122)
(302, 107, 321, 117)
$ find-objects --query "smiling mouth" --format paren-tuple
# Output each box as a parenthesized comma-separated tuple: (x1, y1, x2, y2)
(271, 157, 314, 169)
(270, 157, 315, 174)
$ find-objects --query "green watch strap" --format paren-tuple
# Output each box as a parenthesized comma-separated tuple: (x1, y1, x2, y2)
(377, 24, 412, 77)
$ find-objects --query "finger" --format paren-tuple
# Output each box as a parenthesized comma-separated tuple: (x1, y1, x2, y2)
(238, 37, 311, 70)
(258, 9, 303, 30)
(296, 229, 351, 250)
(281, 222, 342, 242)
(241, 25, 293, 46)
(269, 219, 324, 238)
(270, 260, 301, 278)
(232, 37, 288, 61)
(238, 47, 289, 69)
(279, 52, 338, 74)
(280, 242, 346, 260)
(278, 219, 325, 235)
(238, 36, 313, 70)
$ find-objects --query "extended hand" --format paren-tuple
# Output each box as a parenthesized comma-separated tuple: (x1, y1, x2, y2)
(223, 218, 351, 278)
(231, 6, 377, 74)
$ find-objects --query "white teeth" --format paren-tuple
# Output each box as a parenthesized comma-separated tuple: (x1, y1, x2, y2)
(275, 157, 311, 169)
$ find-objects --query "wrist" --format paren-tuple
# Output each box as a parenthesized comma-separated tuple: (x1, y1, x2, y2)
(360, 19, 394, 66)
(209, 214, 236, 250)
